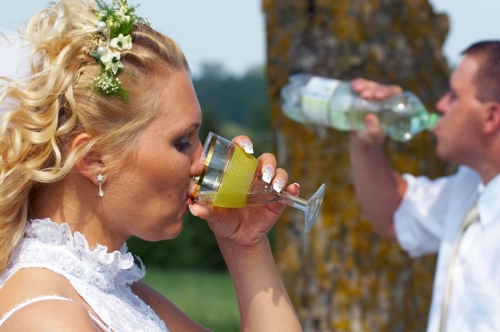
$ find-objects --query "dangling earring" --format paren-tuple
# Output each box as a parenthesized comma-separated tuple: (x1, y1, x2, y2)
(97, 173, 104, 197)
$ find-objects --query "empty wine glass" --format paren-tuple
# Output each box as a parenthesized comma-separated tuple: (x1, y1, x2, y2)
(191, 132, 326, 233)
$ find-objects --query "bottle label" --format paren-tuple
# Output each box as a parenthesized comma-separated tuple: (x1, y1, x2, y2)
(302, 77, 341, 123)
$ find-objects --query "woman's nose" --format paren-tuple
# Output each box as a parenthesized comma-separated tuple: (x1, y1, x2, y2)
(190, 140, 204, 177)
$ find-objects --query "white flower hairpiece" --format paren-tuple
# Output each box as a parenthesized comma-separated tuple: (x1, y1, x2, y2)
(91, 0, 149, 101)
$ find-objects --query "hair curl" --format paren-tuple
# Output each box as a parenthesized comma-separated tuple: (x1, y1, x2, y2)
(0, 0, 190, 273)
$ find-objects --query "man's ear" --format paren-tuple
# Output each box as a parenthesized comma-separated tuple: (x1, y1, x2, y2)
(484, 101, 500, 135)
(72, 133, 104, 185)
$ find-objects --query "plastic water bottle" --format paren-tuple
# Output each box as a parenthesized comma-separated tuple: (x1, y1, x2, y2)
(281, 74, 439, 142)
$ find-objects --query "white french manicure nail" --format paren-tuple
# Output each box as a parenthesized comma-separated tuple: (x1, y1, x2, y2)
(262, 165, 274, 183)
(188, 204, 198, 216)
(241, 140, 253, 154)
(293, 182, 300, 188)
(273, 178, 285, 193)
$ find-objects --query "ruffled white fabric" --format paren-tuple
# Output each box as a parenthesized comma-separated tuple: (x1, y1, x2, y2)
(0, 218, 169, 331)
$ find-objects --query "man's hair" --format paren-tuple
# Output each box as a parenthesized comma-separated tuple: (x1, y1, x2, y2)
(461, 41, 500, 103)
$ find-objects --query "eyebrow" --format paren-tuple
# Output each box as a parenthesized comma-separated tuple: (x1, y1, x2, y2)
(177, 122, 200, 136)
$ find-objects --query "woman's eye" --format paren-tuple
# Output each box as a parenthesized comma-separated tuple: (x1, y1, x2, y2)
(175, 138, 192, 152)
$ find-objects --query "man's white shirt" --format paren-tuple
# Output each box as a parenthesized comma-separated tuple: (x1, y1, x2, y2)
(394, 166, 500, 332)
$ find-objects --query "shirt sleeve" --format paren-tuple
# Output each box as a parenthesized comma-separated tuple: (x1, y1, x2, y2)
(394, 171, 459, 258)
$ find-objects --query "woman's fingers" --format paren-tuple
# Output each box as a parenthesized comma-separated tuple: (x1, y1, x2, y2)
(232, 135, 254, 154)
(232, 135, 291, 193)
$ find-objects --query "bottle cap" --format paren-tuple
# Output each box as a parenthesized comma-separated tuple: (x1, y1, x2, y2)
(427, 113, 440, 130)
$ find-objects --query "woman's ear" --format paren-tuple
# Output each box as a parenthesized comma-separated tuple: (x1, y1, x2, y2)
(72, 132, 104, 185)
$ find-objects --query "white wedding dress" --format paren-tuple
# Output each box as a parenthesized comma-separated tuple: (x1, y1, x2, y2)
(0, 218, 169, 331)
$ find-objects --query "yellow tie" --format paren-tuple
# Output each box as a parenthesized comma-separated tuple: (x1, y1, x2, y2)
(439, 201, 479, 332)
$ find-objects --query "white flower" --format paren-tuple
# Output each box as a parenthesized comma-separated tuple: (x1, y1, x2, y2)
(99, 47, 124, 74)
(110, 33, 132, 50)
(90, 0, 145, 99)
(106, 17, 120, 29)
(99, 47, 115, 63)
(117, 0, 130, 11)
(108, 58, 124, 75)
(94, 73, 121, 95)
(97, 10, 108, 19)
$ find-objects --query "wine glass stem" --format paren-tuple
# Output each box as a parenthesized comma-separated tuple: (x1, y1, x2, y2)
(276, 190, 308, 212)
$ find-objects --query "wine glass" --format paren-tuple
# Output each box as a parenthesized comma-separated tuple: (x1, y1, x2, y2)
(191, 132, 326, 233)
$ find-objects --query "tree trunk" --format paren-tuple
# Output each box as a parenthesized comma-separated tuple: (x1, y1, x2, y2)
(264, 0, 451, 330)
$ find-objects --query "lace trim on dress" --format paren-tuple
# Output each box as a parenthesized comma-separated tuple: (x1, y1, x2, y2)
(19, 218, 145, 290)
(0, 218, 169, 331)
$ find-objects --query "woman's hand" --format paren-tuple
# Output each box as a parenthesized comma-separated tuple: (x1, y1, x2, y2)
(188, 135, 298, 247)
(350, 78, 403, 147)
(188, 135, 303, 331)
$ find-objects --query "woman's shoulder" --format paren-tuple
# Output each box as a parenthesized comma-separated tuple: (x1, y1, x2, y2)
(0, 268, 96, 330)
(0, 296, 100, 331)
(0, 267, 75, 299)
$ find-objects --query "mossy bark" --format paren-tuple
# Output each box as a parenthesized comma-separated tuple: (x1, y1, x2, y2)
(264, 0, 452, 330)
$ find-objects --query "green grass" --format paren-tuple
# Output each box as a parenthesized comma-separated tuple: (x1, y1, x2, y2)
(143, 268, 240, 332)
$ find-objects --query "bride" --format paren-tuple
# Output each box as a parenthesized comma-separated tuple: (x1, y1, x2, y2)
(0, 1, 302, 331)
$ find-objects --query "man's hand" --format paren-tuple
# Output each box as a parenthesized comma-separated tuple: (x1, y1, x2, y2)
(350, 78, 404, 147)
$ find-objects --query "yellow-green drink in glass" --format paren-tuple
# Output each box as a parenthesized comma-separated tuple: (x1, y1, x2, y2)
(211, 146, 258, 207)
(192, 132, 326, 233)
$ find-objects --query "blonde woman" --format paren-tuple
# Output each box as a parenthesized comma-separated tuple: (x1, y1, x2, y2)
(0, 1, 301, 331)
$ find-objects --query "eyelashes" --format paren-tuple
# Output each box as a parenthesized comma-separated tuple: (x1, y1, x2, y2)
(175, 129, 199, 153)
(174, 140, 192, 152)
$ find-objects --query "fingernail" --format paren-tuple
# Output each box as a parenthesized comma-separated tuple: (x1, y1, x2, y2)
(241, 140, 253, 154)
(293, 182, 300, 188)
(189, 204, 198, 216)
(262, 165, 274, 184)
(273, 178, 285, 193)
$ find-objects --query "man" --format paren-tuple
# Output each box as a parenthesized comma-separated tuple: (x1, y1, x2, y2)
(349, 41, 500, 332)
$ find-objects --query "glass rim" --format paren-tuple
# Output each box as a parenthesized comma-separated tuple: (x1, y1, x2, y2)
(192, 132, 235, 199)
(192, 133, 217, 199)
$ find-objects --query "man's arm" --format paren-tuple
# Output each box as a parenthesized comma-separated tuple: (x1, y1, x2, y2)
(348, 78, 408, 241)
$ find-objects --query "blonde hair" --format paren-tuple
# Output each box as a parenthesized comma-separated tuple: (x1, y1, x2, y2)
(0, 0, 189, 272)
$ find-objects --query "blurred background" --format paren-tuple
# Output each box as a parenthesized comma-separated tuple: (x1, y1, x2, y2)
(2, 1, 499, 331)
(4, 1, 500, 77)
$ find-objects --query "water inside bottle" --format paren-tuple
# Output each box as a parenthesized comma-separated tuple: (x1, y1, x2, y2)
(332, 109, 437, 142)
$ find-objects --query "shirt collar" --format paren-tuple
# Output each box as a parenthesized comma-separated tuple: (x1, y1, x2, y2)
(477, 173, 500, 227)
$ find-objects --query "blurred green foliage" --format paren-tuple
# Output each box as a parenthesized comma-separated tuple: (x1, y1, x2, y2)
(143, 268, 239, 331)
(127, 63, 272, 270)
